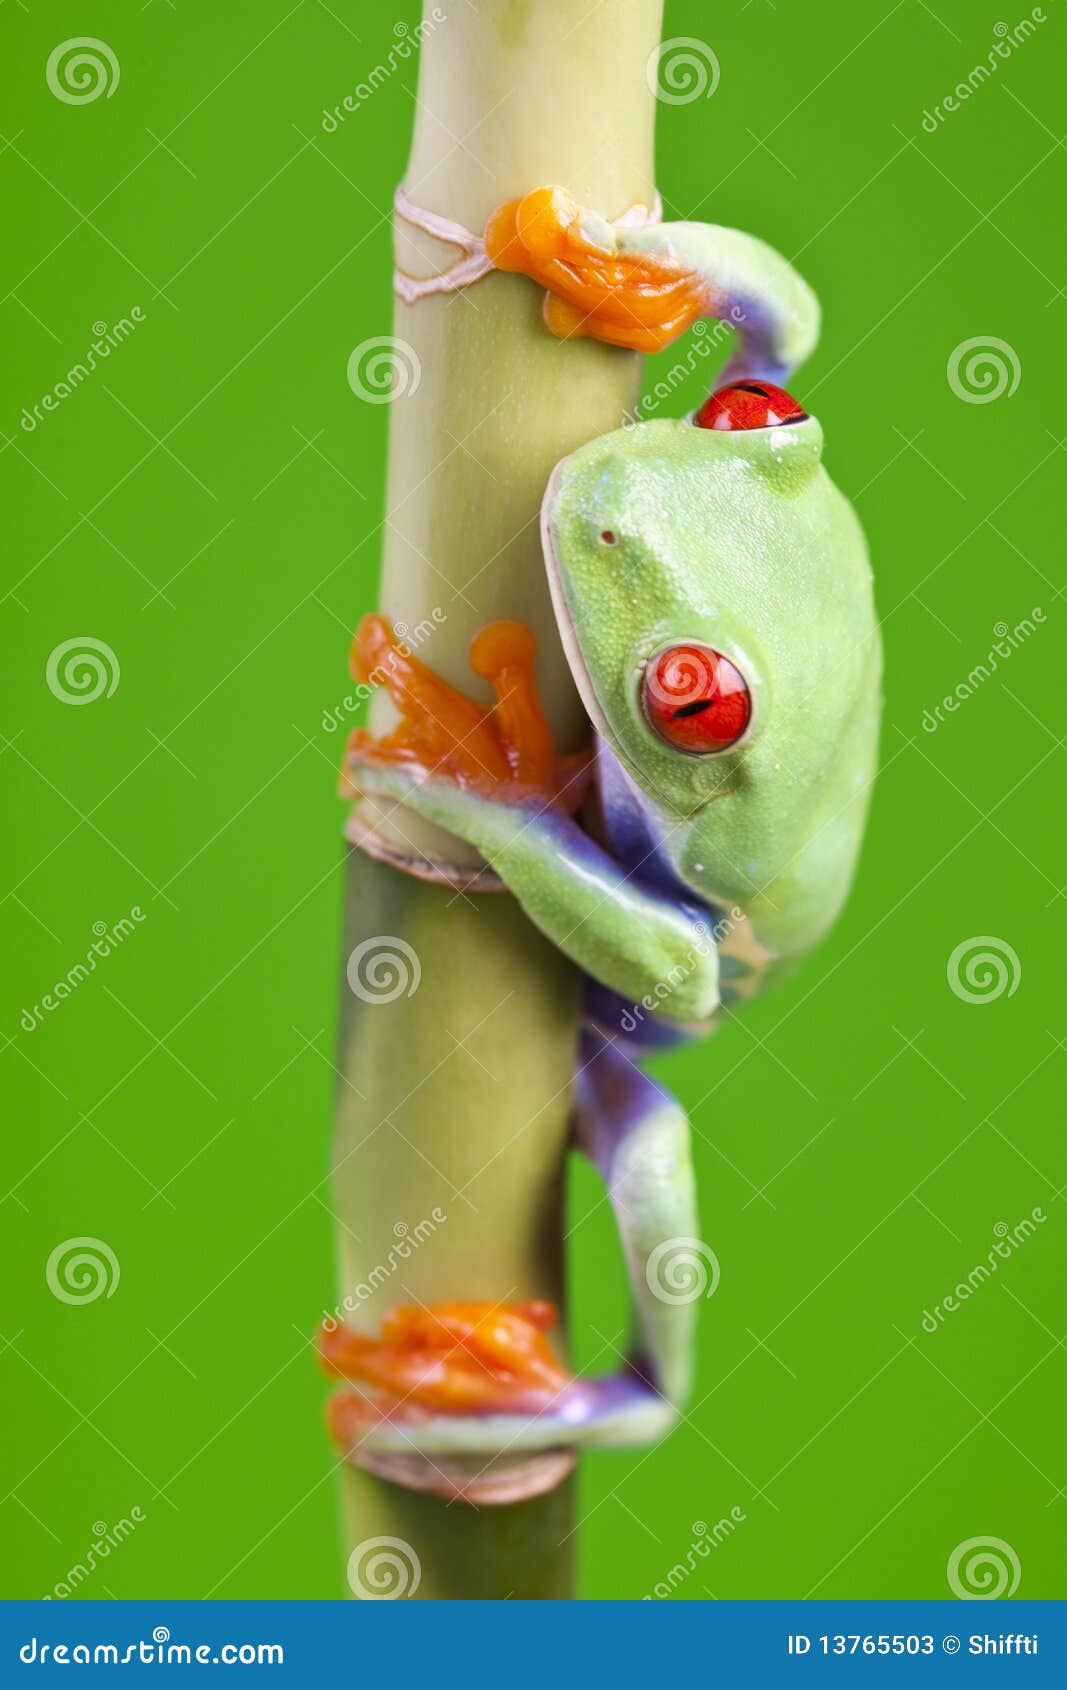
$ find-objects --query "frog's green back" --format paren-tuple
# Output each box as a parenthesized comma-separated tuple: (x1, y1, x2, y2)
(544, 411, 882, 964)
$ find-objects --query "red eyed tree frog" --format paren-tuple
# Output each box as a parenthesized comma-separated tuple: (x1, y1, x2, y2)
(323, 189, 881, 1477)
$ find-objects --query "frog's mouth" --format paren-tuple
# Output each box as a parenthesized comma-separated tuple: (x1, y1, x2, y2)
(540, 457, 617, 749)
(541, 460, 731, 819)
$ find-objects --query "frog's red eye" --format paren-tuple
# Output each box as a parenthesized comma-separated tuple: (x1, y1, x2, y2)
(643, 644, 752, 752)
(695, 381, 807, 432)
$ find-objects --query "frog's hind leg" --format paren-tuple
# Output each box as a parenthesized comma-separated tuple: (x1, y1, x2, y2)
(320, 1029, 703, 1490)
(573, 1026, 701, 1415)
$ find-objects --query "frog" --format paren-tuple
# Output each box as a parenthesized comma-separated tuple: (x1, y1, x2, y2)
(323, 189, 880, 1484)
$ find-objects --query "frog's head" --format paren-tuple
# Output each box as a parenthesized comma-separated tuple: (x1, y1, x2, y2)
(542, 383, 881, 958)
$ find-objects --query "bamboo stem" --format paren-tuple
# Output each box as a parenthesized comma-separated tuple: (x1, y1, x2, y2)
(331, 0, 663, 1600)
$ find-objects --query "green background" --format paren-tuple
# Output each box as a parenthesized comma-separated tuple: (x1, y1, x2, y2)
(3, 0, 1064, 1601)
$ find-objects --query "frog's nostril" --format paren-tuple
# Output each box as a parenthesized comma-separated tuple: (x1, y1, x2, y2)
(599, 529, 618, 546)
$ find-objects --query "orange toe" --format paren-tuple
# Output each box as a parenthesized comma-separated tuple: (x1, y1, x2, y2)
(485, 186, 705, 354)
(319, 1299, 572, 1435)
(469, 620, 556, 790)
(350, 613, 510, 786)
(345, 614, 591, 809)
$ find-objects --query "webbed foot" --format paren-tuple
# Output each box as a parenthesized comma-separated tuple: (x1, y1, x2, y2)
(483, 184, 819, 380)
(344, 613, 590, 810)
(319, 1291, 673, 1502)
(485, 186, 705, 354)
(320, 1299, 572, 1430)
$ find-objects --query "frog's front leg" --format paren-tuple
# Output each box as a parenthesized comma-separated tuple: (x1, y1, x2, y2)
(485, 186, 818, 382)
(345, 617, 719, 1024)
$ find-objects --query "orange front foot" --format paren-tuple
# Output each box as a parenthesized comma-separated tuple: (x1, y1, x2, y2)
(485, 186, 705, 354)
(345, 613, 589, 808)
(320, 1300, 573, 1442)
